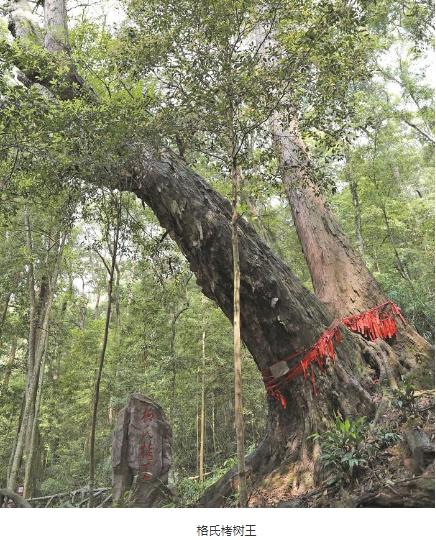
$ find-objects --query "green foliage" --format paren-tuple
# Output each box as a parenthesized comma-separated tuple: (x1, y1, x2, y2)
(172, 450, 244, 507)
(311, 415, 369, 483)
(0, 0, 433, 506)
(392, 377, 417, 417)
(311, 414, 400, 486)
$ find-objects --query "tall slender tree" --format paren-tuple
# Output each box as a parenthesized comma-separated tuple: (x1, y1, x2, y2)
(88, 191, 122, 507)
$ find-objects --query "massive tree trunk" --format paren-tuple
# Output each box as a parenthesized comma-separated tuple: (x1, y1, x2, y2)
(121, 147, 382, 504)
(271, 115, 433, 381)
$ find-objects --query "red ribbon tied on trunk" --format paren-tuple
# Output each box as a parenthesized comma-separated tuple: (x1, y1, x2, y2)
(263, 301, 406, 409)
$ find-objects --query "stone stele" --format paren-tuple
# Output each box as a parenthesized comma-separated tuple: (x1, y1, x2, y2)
(112, 393, 172, 507)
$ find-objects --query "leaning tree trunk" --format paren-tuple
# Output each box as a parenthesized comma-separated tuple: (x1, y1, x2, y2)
(122, 146, 385, 504)
(271, 114, 433, 380)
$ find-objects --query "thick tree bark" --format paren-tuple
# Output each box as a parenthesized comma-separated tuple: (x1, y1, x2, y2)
(271, 114, 433, 379)
(119, 146, 381, 505)
(272, 115, 387, 315)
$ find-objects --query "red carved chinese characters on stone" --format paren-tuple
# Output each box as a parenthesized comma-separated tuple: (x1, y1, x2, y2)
(112, 394, 171, 506)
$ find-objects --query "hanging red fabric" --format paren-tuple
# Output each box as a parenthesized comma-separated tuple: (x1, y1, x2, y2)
(263, 301, 405, 409)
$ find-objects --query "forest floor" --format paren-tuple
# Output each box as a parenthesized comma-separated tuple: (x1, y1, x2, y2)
(248, 388, 435, 508)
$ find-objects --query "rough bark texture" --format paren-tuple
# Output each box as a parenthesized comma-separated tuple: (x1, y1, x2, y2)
(112, 394, 172, 507)
(272, 115, 388, 315)
(271, 114, 433, 382)
(119, 147, 385, 505)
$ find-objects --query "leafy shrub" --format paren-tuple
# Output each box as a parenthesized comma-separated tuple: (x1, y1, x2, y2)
(310, 414, 400, 486)
(310, 414, 368, 484)
(171, 451, 249, 507)
(393, 378, 417, 417)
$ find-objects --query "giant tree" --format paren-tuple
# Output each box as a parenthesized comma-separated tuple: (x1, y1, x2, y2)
(1, 0, 433, 507)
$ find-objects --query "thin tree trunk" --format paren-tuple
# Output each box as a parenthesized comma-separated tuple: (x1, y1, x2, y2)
(114, 263, 121, 325)
(23, 334, 48, 498)
(199, 323, 206, 483)
(347, 167, 365, 257)
(1, 336, 17, 397)
(169, 304, 189, 422)
(212, 393, 217, 455)
(7, 391, 25, 484)
(380, 203, 413, 283)
(170, 312, 177, 423)
(25, 231, 66, 493)
(231, 158, 248, 508)
(9, 226, 67, 495)
(0, 292, 12, 344)
(196, 366, 200, 478)
(89, 198, 121, 507)
(93, 288, 101, 319)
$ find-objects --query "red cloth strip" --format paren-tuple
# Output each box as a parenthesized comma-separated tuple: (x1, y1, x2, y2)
(263, 301, 405, 409)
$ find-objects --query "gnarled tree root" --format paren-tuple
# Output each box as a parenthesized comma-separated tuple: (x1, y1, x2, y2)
(197, 433, 288, 507)
(0, 488, 32, 508)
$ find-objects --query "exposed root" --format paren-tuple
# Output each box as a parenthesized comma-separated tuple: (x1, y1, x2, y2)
(357, 334, 401, 389)
(0, 488, 32, 508)
(198, 335, 432, 508)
